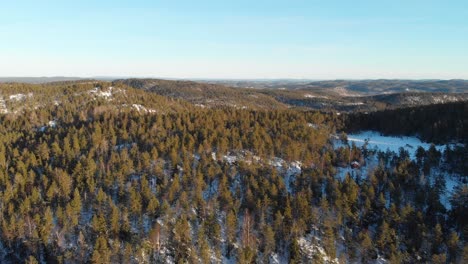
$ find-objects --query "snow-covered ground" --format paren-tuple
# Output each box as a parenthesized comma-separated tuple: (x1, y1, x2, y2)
(131, 104, 157, 113)
(344, 102, 364, 106)
(308, 123, 319, 129)
(297, 234, 339, 264)
(433, 171, 461, 210)
(0, 96, 7, 114)
(38, 120, 58, 132)
(304, 94, 329, 99)
(211, 150, 303, 194)
(336, 130, 465, 210)
(403, 94, 463, 105)
(9, 93, 33, 101)
(344, 131, 456, 158)
(88, 86, 125, 100)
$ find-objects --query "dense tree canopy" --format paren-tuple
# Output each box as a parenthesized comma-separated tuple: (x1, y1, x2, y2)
(0, 81, 465, 263)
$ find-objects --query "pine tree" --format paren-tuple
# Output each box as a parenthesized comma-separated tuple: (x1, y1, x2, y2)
(289, 239, 301, 264)
(358, 230, 373, 262)
(25, 256, 39, 264)
(91, 236, 110, 264)
(225, 210, 237, 255)
(447, 231, 460, 262)
(173, 216, 191, 261)
(261, 225, 275, 256)
(40, 206, 54, 245)
(197, 226, 211, 264)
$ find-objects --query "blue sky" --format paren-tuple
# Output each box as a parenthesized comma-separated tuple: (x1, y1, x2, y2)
(0, 0, 467, 79)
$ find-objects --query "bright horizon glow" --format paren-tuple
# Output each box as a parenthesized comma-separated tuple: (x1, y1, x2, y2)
(1, 0, 468, 79)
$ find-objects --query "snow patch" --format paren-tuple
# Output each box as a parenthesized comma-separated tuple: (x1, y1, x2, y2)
(269, 253, 280, 264)
(308, 123, 319, 129)
(345, 131, 454, 159)
(284, 161, 302, 193)
(48, 120, 57, 127)
(432, 94, 460, 104)
(345, 102, 364, 106)
(88, 87, 113, 99)
(114, 143, 135, 151)
(0, 96, 7, 114)
(405, 96, 422, 104)
(268, 157, 285, 168)
(432, 171, 463, 210)
(333, 86, 360, 97)
(223, 155, 237, 164)
(304, 94, 329, 99)
(119, 103, 157, 113)
(132, 104, 145, 112)
(38, 120, 58, 132)
(9, 93, 33, 101)
(297, 234, 339, 264)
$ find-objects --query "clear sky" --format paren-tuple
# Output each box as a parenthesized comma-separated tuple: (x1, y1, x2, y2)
(1, 0, 467, 79)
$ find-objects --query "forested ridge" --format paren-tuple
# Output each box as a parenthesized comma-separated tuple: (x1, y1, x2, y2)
(0, 81, 466, 263)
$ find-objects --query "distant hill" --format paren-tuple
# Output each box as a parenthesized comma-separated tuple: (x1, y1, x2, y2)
(0, 76, 122, 84)
(304, 79, 468, 94)
(1, 78, 466, 112)
(0, 77, 87, 83)
(0, 80, 190, 116)
(207, 79, 468, 94)
(262, 89, 468, 112)
(114, 78, 468, 112)
(113, 78, 288, 110)
(3, 77, 467, 94)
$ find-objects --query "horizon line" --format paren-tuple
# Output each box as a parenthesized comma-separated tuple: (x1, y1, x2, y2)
(0, 76, 467, 82)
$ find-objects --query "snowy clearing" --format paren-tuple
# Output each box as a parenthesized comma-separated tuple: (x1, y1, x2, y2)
(336, 130, 465, 210)
(344, 131, 459, 158)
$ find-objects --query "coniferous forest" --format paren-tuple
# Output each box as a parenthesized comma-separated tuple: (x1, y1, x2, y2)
(0, 81, 466, 264)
